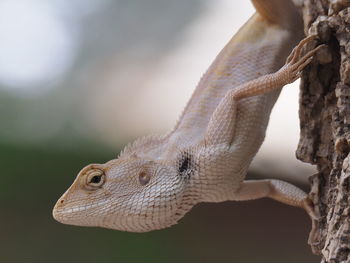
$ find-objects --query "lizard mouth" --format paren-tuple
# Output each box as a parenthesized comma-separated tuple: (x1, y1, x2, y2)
(52, 199, 110, 224)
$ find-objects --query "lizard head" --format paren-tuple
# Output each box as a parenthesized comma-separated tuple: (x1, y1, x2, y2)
(53, 153, 196, 232)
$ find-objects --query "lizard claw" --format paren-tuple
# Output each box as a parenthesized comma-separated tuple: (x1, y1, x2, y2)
(291, 44, 325, 71)
(286, 35, 317, 64)
(282, 36, 326, 83)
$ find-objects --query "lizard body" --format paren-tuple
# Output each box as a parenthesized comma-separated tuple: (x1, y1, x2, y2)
(53, 0, 320, 232)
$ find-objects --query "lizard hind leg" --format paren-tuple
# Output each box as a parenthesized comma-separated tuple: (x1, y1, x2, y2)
(234, 36, 323, 100)
(204, 37, 323, 146)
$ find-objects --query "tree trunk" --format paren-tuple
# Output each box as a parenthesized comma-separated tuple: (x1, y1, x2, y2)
(296, 0, 350, 261)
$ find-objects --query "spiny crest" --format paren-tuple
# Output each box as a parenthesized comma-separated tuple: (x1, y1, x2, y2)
(118, 134, 165, 158)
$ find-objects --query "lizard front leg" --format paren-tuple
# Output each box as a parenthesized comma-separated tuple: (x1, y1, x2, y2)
(231, 179, 315, 216)
(204, 35, 323, 146)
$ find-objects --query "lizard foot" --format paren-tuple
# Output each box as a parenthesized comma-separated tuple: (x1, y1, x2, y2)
(302, 197, 322, 251)
(282, 35, 325, 83)
(286, 35, 317, 64)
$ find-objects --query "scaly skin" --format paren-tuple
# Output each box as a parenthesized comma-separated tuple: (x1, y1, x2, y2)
(53, 0, 320, 233)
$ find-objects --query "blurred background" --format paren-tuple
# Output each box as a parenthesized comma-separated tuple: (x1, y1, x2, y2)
(0, 0, 318, 262)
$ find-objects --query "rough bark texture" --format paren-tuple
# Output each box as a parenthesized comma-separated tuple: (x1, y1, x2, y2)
(296, 0, 350, 261)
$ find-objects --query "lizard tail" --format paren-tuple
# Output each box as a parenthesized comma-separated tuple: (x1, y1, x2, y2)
(251, 0, 303, 32)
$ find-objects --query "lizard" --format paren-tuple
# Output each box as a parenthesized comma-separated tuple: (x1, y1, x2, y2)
(53, 0, 323, 233)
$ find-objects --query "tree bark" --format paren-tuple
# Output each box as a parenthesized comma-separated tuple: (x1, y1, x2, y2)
(296, 0, 350, 261)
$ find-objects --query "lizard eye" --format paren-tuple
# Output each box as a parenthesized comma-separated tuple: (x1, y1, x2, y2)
(138, 171, 151, 186)
(85, 169, 105, 189)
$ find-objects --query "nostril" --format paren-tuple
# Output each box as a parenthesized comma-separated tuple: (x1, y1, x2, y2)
(53, 198, 66, 222)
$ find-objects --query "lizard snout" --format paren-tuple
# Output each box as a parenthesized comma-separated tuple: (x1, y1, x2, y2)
(52, 198, 65, 222)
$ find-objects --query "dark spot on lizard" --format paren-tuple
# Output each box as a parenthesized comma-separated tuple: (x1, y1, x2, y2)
(178, 152, 194, 179)
(179, 156, 190, 173)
